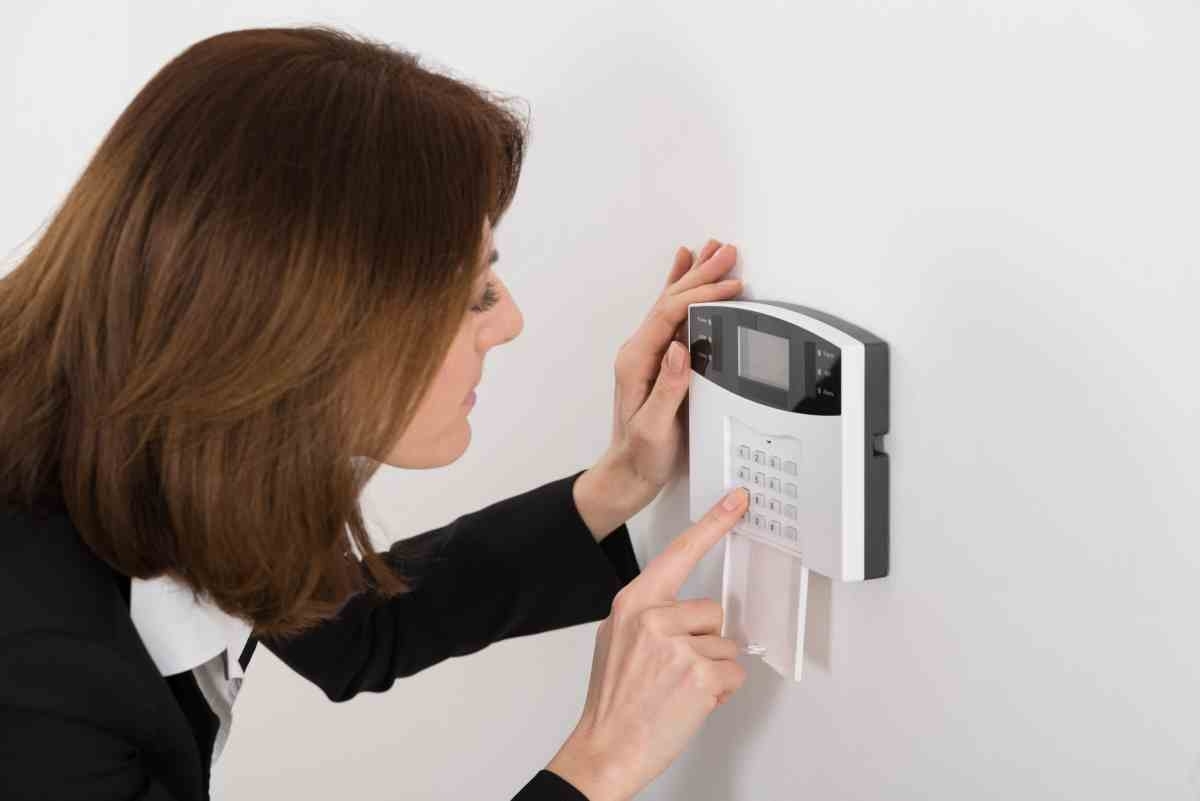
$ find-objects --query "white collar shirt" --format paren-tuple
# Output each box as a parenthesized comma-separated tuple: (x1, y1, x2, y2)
(129, 573, 253, 782)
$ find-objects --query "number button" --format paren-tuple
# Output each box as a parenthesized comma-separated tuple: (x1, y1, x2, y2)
(737, 465, 751, 482)
(738, 445, 751, 460)
(752, 450, 766, 465)
(767, 519, 779, 536)
(768, 476, 780, 493)
(752, 471, 765, 487)
(767, 498, 780, 515)
(768, 454, 780, 471)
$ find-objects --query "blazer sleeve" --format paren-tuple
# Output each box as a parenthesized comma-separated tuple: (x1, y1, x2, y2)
(260, 467, 641, 703)
(0, 632, 186, 801)
(513, 770, 593, 800)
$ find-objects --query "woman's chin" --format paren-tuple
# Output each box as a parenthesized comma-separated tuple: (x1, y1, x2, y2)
(377, 418, 471, 469)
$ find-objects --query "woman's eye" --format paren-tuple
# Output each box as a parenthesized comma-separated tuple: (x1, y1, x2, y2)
(470, 281, 499, 314)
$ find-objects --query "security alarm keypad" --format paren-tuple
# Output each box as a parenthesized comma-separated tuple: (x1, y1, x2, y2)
(688, 300, 889, 682)
(731, 422, 804, 556)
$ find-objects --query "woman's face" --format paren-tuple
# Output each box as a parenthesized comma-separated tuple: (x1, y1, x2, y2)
(381, 218, 523, 468)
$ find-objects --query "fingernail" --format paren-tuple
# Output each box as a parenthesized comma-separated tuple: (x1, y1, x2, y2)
(722, 487, 745, 510)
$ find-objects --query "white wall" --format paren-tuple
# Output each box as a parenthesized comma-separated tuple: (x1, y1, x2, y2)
(4, 2, 1198, 799)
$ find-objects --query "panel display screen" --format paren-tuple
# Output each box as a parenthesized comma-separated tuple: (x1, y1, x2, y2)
(737, 326, 789, 390)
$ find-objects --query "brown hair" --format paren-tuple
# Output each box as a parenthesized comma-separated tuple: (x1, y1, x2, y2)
(0, 25, 528, 637)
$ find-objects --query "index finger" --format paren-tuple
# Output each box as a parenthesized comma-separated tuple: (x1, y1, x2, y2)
(635, 486, 749, 601)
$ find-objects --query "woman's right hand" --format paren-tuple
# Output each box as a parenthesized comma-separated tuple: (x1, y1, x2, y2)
(545, 485, 750, 801)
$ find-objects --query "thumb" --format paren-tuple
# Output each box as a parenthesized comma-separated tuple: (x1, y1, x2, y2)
(639, 341, 689, 425)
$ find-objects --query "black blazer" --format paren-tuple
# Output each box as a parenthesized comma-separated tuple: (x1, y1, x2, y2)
(0, 468, 641, 800)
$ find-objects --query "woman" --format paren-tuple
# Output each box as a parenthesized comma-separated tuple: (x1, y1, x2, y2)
(0, 24, 751, 801)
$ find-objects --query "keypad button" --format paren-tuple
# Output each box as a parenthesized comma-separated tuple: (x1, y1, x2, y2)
(783, 461, 798, 475)
(767, 498, 780, 514)
(752, 492, 765, 508)
(751, 513, 765, 529)
(752, 450, 766, 465)
(784, 526, 798, 541)
(738, 445, 751, 460)
(737, 465, 751, 482)
(767, 519, 779, 536)
(768, 476, 780, 492)
(768, 454, 780, 471)
(752, 471, 765, 487)
(784, 504, 797, 520)
(784, 483, 798, 498)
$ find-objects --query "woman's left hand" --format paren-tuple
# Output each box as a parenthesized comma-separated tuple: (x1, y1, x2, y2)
(604, 238, 741, 504)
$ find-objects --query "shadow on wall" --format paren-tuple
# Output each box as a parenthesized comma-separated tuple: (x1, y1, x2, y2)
(516, 20, 742, 294)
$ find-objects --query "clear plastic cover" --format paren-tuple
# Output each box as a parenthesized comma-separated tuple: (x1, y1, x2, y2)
(721, 532, 810, 681)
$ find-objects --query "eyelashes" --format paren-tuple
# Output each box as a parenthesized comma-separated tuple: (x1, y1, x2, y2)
(470, 280, 499, 314)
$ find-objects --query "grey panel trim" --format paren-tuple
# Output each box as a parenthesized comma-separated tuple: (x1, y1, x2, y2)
(755, 302, 890, 580)
(864, 340, 889, 579)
